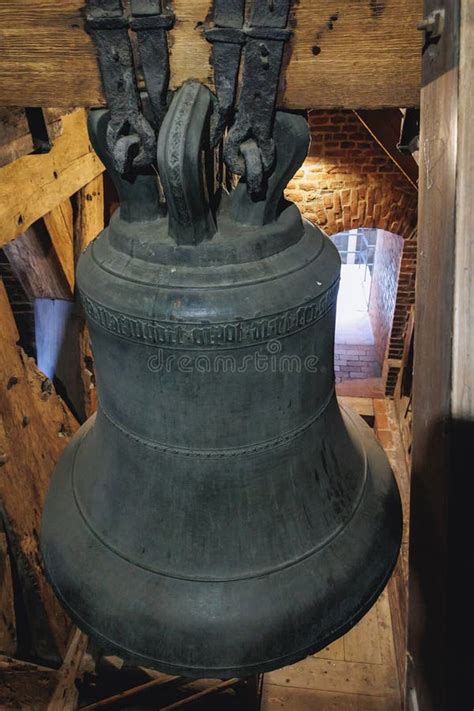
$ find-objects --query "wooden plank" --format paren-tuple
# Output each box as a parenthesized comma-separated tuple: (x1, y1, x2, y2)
(266, 655, 398, 698)
(266, 591, 398, 699)
(43, 199, 75, 292)
(0, 1, 422, 109)
(0, 279, 78, 664)
(0, 657, 59, 709)
(343, 604, 383, 665)
(0, 528, 16, 656)
(74, 174, 104, 260)
(446, 1, 474, 708)
(314, 637, 345, 662)
(374, 397, 410, 700)
(407, 0, 460, 708)
(452, 3, 474, 428)
(47, 629, 88, 711)
(3, 223, 72, 300)
(262, 684, 400, 711)
(0, 109, 105, 249)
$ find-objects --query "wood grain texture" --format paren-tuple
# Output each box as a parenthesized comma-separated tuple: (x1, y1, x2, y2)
(0, 279, 77, 664)
(262, 685, 400, 710)
(0, 530, 16, 656)
(0, 0, 422, 109)
(0, 108, 34, 167)
(0, 657, 59, 708)
(452, 2, 474, 421)
(47, 629, 88, 711)
(265, 591, 399, 700)
(408, 1, 459, 706)
(0, 109, 104, 249)
(3, 224, 72, 300)
(43, 199, 75, 292)
(74, 174, 104, 260)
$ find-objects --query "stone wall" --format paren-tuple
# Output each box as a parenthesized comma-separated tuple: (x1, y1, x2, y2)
(286, 110, 418, 394)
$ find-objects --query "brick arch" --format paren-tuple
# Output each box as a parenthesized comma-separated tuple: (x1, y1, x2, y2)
(285, 110, 418, 395)
(285, 110, 418, 240)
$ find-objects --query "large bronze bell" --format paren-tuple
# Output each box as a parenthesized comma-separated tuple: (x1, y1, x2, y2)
(41, 81, 402, 678)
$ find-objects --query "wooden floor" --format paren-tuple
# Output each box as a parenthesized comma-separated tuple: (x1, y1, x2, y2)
(262, 589, 400, 711)
(261, 395, 403, 711)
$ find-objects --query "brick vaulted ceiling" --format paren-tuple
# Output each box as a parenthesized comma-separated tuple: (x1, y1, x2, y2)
(286, 110, 418, 240)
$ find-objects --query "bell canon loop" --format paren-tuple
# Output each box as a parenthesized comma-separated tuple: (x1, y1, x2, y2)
(41, 80, 402, 678)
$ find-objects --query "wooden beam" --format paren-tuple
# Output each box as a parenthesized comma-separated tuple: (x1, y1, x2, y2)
(46, 629, 88, 711)
(0, 108, 34, 168)
(0, 628, 87, 709)
(0, 657, 59, 708)
(0, 1, 422, 110)
(74, 174, 105, 261)
(3, 223, 72, 301)
(0, 109, 71, 169)
(0, 279, 78, 664)
(43, 199, 75, 292)
(0, 109, 105, 249)
(406, 0, 474, 708)
(0, 526, 16, 657)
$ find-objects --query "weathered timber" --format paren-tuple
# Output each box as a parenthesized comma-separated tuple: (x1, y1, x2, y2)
(0, 108, 34, 168)
(74, 174, 104, 261)
(0, 110, 105, 249)
(407, 0, 474, 708)
(0, 1, 422, 110)
(3, 223, 72, 301)
(0, 526, 16, 656)
(0, 108, 69, 169)
(0, 629, 86, 709)
(46, 629, 88, 711)
(0, 656, 59, 709)
(0, 279, 78, 664)
(43, 199, 75, 293)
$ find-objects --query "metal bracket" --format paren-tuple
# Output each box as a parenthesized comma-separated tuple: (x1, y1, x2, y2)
(398, 108, 420, 156)
(25, 108, 53, 154)
(206, 0, 292, 196)
(417, 8, 446, 41)
(85, 0, 174, 176)
(130, 0, 175, 130)
(205, 0, 246, 147)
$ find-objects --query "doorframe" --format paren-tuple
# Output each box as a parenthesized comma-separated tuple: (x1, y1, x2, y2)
(407, 1, 474, 708)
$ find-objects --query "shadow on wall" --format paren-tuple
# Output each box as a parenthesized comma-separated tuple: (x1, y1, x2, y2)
(368, 230, 404, 366)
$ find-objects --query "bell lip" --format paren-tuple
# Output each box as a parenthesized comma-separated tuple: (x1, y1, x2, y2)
(43, 537, 400, 679)
(41, 410, 402, 679)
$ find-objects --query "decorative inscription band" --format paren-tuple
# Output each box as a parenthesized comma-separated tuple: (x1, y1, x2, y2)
(80, 279, 339, 350)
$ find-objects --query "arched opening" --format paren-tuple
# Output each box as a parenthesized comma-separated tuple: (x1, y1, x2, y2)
(331, 227, 404, 395)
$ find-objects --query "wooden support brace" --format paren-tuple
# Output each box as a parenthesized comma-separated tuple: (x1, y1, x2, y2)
(0, 110, 105, 250)
(0, 279, 78, 664)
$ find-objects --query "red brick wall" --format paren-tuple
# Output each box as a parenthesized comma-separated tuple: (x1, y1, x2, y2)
(385, 229, 417, 395)
(286, 110, 418, 395)
(369, 230, 404, 365)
